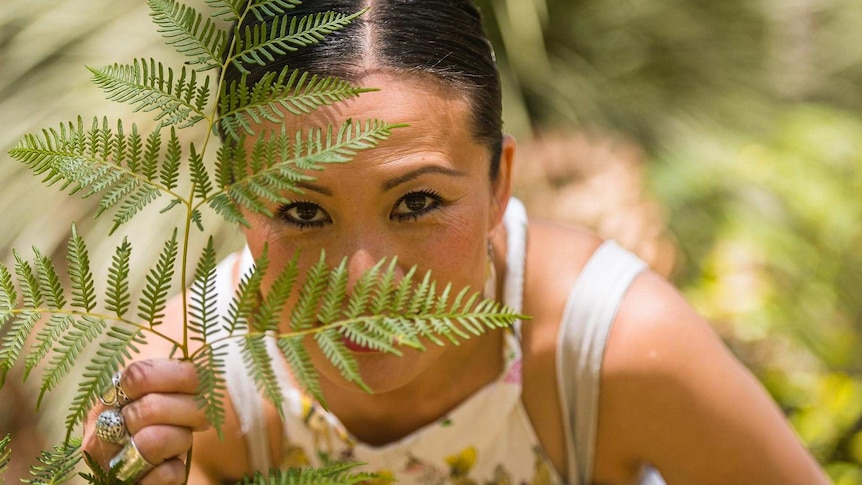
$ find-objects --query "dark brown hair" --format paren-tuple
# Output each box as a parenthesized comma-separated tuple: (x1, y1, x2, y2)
(222, 0, 503, 179)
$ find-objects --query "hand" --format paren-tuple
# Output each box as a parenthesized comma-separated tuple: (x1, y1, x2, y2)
(82, 359, 210, 484)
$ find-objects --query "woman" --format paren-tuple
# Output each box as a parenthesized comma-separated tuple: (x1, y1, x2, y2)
(82, 1, 829, 483)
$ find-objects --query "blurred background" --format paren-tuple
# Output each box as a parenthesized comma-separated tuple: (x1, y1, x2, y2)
(1, 0, 861, 482)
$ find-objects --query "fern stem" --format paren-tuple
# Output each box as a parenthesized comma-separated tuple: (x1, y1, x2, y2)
(2, 308, 183, 351)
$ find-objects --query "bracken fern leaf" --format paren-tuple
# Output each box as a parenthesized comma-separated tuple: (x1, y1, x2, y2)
(41, 316, 107, 413)
(32, 248, 66, 310)
(251, 251, 299, 333)
(276, 335, 323, 405)
(67, 225, 96, 312)
(21, 438, 81, 485)
(0, 312, 41, 386)
(223, 248, 269, 335)
(230, 10, 363, 73)
(105, 238, 133, 318)
(193, 343, 228, 440)
(0, 264, 17, 311)
(0, 433, 10, 482)
(314, 327, 367, 392)
(24, 314, 74, 381)
(204, 0, 244, 21)
(189, 237, 218, 344)
(247, 0, 301, 22)
(189, 143, 214, 202)
(288, 252, 328, 331)
(241, 335, 284, 419)
(137, 229, 179, 326)
(88, 59, 210, 127)
(148, 0, 226, 70)
(239, 462, 378, 485)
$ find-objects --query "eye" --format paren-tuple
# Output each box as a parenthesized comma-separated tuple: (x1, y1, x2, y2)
(277, 201, 331, 229)
(391, 190, 442, 221)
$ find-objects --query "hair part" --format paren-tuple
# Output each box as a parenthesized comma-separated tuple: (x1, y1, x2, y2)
(223, 0, 504, 179)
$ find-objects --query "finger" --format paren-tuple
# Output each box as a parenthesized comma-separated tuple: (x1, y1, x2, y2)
(123, 393, 211, 433)
(138, 457, 187, 485)
(133, 425, 193, 466)
(120, 359, 199, 399)
(83, 405, 126, 469)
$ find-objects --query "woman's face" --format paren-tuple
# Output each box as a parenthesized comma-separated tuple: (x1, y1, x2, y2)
(242, 73, 513, 393)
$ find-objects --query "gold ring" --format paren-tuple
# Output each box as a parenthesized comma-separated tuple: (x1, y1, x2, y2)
(109, 437, 154, 482)
(99, 371, 132, 408)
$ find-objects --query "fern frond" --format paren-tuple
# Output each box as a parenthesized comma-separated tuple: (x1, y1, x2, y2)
(0, 434, 10, 481)
(211, 120, 399, 222)
(161, 127, 182, 191)
(106, 238, 132, 319)
(192, 343, 227, 440)
(79, 452, 134, 485)
(0, 264, 17, 310)
(63, 321, 140, 437)
(189, 237, 218, 344)
(189, 143, 213, 201)
(0, 312, 41, 386)
(246, 0, 301, 21)
(314, 328, 367, 392)
(67, 225, 96, 312)
(88, 59, 210, 127)
(20, 438, 81, 485)
(203, 0, 244, 21)
(223, 249, 269, 335)
(8, 118, 169, 230)
(13, 249, 43, 309)
(32, 248, 66, 310)
(218, 67, 370, 139)
(251, 251, 299, 333)
(343, 259, 384, 320)
(316, 258, 348, 326)
(239, 462, 378, 485)
(40, 316, 107, 412)
(241, 335, 284, 419)
(276, 335, 323, 405)
(288, 252, 328, 331)
(137, 229, 179, 327)
(230, 10, 365, 74)
(24, 314, 74, 381)
(148, 0, 226, 70)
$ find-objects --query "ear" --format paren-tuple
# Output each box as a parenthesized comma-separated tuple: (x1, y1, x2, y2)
(488, 135, 516, 232)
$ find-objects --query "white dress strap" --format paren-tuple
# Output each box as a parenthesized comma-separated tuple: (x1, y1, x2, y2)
(502, 197, 528, 315)
(556, 241, 647, 484)
(218, 246, 273, 473)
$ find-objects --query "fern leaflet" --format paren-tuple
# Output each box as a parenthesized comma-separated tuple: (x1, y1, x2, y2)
(288, 253, 328, 331)
(0, 264, 17, 311)
(20, 438, 82, 485)
(67, 225, 96, 312)
(40, 316, 107, 413)
(193, 343, 228, 440)
(88, 59, 210, 127)
(189, 237, 218, 345)
(223, 249, 269, 335)
(0, 312, 41, 387)
(32, 248, 66, 310)
(218, 67, 370, 139)
(314, 327, 367, 392)
(105, 238, 133, 319)
(0, 433, 10, 482)
(203, 0, 244, 21)
(251, 251, 298, 333)
(137, 229, 179, 326)
(246, 0, 301, 21)
(24, 314, 74, 381)
(148, 0, 226, 70)
(276, 335, 323, 405)
(241, 335, 285, 420)
(230, 10, 365, 73)
(189, 143, 214, 201)
(239, 462, 379, 485)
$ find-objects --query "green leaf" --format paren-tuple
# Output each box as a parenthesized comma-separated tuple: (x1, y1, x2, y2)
(67, 225, 96, 312)
(21, 437, 82, 485)
(246, 0, 301, 22)
(32, 248, 66, 310)
(148, 0, 226, 70)
(203, 0, 244, 21)
(314, 327, 367, 392)
(79, 452, 134, 485)
(0, 433, 11, 480)
(251, 251, 299, 333)
(189, 142, 213, 202)
(241, 335, 284, 420)
(0, 263, 17, 310)
(239, 461, 379, 485)
(24, 314, 74, 381)
(0, 312, 41, 387)
(105, 238, 133, 318)
(189, 237, 218, 344)
(230, 10, 365, 73)
(160, 127, 182, 191)
(41, 316, 107, 413)
(316, 258, 348, 325)
(137, 229, 179, 326)
(223, 249, 269, 335)
(276, 335, 323, 405)
(193, 343, 227, 440)
(13, 249, 43, 309)
(288, 252, 328, 331)
(88, 59, 210, 127)
(217, 67, 371, 138)
(63, 322, 141, 438)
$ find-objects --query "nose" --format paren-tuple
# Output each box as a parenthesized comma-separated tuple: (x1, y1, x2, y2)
(345, 247, 406, 291)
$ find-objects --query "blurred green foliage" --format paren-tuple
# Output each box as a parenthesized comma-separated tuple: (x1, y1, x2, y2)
(478, 0, 862, 481)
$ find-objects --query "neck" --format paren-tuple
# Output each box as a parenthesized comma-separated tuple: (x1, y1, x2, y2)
(320, 329, 505, 446)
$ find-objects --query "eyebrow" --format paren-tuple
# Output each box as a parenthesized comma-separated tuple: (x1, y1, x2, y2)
(294, 181, 333, 196)
(382, 165, 465, 191)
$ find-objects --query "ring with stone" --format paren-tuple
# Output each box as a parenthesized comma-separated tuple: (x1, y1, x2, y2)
(95, 408, 129, 444)
(109, 437, 154, 482)
(100, 371, 132, 408)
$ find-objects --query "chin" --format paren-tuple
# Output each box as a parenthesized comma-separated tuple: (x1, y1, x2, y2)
(313, 344, 445, 395)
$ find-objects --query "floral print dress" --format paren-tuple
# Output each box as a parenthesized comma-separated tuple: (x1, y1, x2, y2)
(273, 329, 561, 485)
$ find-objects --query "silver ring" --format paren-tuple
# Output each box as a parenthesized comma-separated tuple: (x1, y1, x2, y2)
(100, 371, 132, 407)
(109, 437, 154, 482)
(94, 408, 128, 444)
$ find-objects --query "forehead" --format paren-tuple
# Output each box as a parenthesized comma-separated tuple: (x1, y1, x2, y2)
(251, 73, 486, 166)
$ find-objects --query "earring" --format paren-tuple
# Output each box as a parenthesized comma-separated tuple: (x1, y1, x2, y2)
(483, 241, 497, 300)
